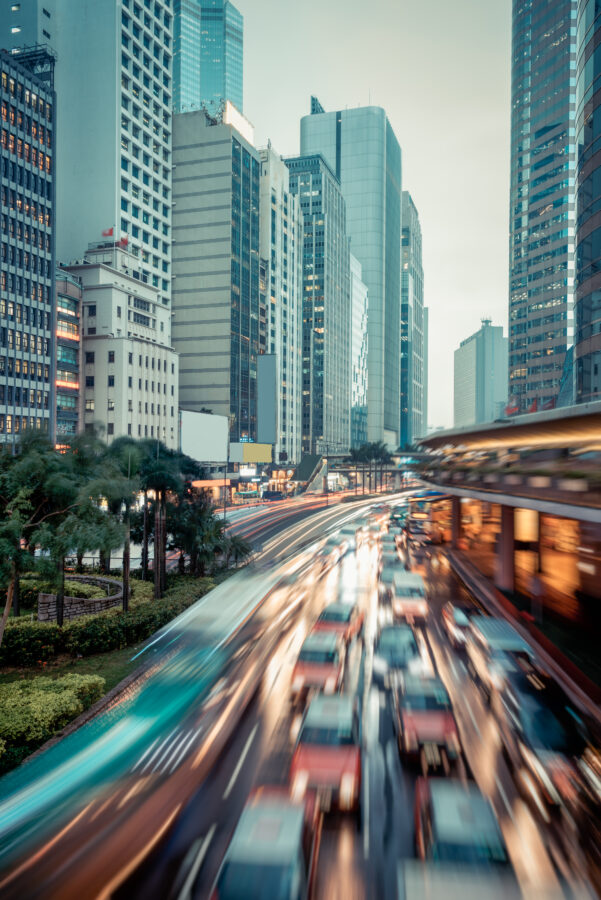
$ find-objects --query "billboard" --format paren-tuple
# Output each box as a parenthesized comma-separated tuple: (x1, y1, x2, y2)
(179, 410, 228, 463)
(229, 442, 272, 464)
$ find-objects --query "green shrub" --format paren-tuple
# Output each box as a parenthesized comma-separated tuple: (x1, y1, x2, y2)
(0, 673, 105, 774)
(0, 577, 215, 666)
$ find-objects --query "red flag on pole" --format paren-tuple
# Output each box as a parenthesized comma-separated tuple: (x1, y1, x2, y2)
(102, 226, 114, 237)
(528, 398, 538, 413)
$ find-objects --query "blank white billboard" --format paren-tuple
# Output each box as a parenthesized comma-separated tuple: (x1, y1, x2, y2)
(179, 410, 228, 463)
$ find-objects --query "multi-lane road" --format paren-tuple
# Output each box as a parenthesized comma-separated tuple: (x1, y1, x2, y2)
(0, 495, 598, 899)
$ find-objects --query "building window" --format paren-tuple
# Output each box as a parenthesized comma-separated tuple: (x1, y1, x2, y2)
(85, 352, 94, 364)
(108, 350, 115, 363)
(85, 376, 94, 387)
(107, 423, 114, 435)
(108, 375, 115, 387)
(88, 305, 96, 316)
(85, 399, 94, 411)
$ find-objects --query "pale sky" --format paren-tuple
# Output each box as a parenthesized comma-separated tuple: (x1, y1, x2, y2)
(235, 0, 512, 429)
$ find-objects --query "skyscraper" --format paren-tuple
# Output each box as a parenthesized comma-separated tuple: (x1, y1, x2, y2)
(1, 0, 174, 307)
(258, 144, 303, 464)
(286, 154, 351, 455)
(350, 254, 368, 448)
(55, 269, 82, 445)
(508, 0, 577, 413)
(200, 0, 243, 113)
(400, 191, 426, 446)
(454, 319, 508, 427)
(173, 0, 243, 114)
(574, 0, 601, 402)
(301, 101, 402, 448)
(0, 48, 56, 445)
(172, 107, 260, 442)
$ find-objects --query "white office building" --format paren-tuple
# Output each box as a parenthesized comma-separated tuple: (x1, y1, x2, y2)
(454, 319, 508, 428)
(66, 244, 178, 447)
(1, 0, 173, 306)
(172, 105, 260, 442)
(258, 144, 303, 464)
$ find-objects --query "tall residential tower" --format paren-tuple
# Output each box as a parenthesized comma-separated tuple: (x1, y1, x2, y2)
(508, 0, 577, 412)
(400, 191, 426, 446)
(301, 101, 402, 448)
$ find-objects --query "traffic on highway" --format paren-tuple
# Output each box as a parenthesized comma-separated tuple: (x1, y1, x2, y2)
(0, 494, 600, 899)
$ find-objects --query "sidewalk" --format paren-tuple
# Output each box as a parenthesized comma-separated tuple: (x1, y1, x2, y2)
(445, 549, 601, 719)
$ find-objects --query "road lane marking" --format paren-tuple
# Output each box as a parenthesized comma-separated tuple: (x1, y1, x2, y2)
(132, 737, 160, 771)
(223, 724, 259, 800)
(140, 727, 180, 773)
(465, 702, 482, 738)
(178, 823, 216, 900)
(494, 775, 516, 826)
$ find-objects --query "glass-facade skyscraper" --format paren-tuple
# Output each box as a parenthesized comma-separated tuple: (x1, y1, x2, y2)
(575, 0, 601, 401)
(400, 191, 426, 446)
(173, 0, 243, 114)
(287, 154, 351, 455)
(350, 254, 368, 448)
(301, 101, 402, 448)
(508, 0, 577, 413)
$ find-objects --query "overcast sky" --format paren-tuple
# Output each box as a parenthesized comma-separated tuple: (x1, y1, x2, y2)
(235, 0, 512, 429)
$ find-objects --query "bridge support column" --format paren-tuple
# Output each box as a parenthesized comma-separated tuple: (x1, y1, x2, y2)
(495, 505, 515, 593)
(451, 496, 462, 548)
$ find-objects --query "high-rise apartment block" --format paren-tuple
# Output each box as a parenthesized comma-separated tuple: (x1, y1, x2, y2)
(258, 144, 303, 464)
(172, 107, 260, 442)
(66, 244, 178, 447)
(173, 0, 243, 114)
(301, 101, 402, 448)
(575, 0, 601, 402)
(400, 191, 426, 445)
(1, 0, 174, 308)
(508, 0, 576, 413)
(350, 254, 368, 448)
(55, 268, 82, 444)
(287, 154, 351, 455)
(454, 319, 508, 428)
(0, 48, 55, 445)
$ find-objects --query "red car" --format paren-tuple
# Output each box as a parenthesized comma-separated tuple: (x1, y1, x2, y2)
(291, 631, 345, 703)
(313, 602, 364, 644)
(290, 694, 361, 814)
(211, 785, 322, 899)
(394, 675, 461, 773)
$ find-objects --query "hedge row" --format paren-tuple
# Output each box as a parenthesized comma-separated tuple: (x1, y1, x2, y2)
(0, 576, 214, 667)
(0, 674, 105, 773)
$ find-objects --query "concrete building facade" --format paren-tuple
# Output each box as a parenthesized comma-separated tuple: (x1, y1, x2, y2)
(454, 319, 508, 428)
(0, 48, 55, 445)
(286, 154, 351, 455)
(66, 244, 178, 447)
(172, 107, 260, 442)
(300, 101, 402, 448)
(258, 144, 303, 464)
(0, 0, 174, 306)
(508, 0, 577, 412)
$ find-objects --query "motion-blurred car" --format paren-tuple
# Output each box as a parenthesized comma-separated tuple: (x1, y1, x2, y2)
(290, 694, 361, 814)
(378, 564, 397, 601)
(291, 631, 345, 703)
(318, 537, 343, 572)
(414, 778, 510, 869)
(391, 571, 428, 624)
(313, 602, 364, 644)
(466, 615, 535, 702)
(441, 602, 472, 649)
(394, 676, 461, 772)
(399, 860, 521, 900)
(372, 624, 424, 688)
(495, 659, 589, 817)
(211, 786, 322, 899)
